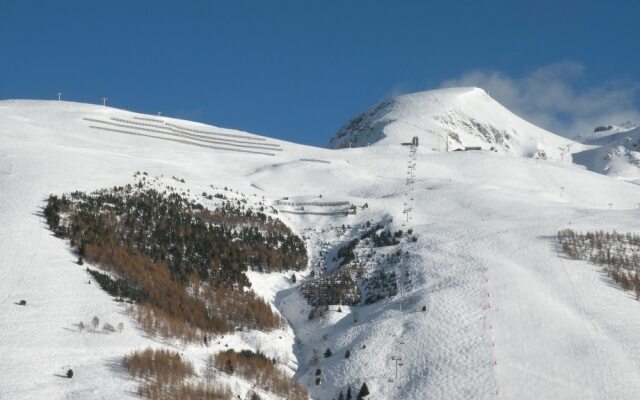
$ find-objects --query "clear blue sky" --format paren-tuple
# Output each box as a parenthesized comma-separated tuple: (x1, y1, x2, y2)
(1, 1, 638, 146)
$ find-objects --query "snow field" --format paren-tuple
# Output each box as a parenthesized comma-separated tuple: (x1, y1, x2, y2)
(3, 97, 640, 400)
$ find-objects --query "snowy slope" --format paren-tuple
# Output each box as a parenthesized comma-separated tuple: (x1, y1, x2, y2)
(572, 126, 640, 182)
(329, 87, 579, 163)
(3, 98, 640, 400)
(573, 122, 638, 144)
(0, 100, 313, 400)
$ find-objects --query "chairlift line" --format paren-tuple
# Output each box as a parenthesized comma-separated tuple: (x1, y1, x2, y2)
(392, 142, 418, 384)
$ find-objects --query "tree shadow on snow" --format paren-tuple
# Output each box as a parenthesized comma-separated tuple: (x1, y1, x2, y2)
(105, 356, 142, 398)
(105, 356, 127, 376)
(538, 234, 571, 260)
(538, 234, 639, 300)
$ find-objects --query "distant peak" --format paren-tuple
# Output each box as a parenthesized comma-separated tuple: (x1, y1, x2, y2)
(329, 87, 574, 161)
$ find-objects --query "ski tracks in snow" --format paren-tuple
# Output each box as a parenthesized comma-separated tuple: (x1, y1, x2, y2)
(410, 223, 500, 400)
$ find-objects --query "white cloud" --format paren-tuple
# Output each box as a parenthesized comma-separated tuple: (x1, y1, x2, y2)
(441, 61, 640, 137)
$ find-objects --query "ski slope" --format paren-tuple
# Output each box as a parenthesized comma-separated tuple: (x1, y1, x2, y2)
(2, 95, 640, 399)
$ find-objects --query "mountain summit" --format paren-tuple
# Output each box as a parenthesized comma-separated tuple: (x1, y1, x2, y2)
(329, 87, 576, 162)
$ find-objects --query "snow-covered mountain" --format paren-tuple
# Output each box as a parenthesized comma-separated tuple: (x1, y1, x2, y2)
(329, 87, 578, 162)
(3, 96, 640, 400)
(568, 121, 640, 182)
(573, 126, 640, 182)
(573, 122, 638, 144)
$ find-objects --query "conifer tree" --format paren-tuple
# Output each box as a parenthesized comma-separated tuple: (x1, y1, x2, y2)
(224, 359, 234, 374)
(357, 382, 369, 399)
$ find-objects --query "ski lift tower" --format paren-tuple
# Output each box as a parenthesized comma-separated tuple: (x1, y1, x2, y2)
(390, 355, 404, 388)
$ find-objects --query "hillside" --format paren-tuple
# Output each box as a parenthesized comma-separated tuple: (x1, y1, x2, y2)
(572, 126, 640, 182)
(572, 122, 638, 144)
(3, 98, 640, 400)
(328, 87, 579, 163)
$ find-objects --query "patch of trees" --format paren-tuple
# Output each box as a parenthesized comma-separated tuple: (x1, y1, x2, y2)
(43, 183, 302, 339)
(336, 239, 359, 267)
(558, 229, 640, 299)
(301, 272, 361, 307)
(362, 270, 397, 304)
(86, 268, 148, 302)
(302, 218, 410, 312)
(302, 220, 407, 309)
(125, 348, 193, 384)
(124, 348, 231, 400)
(213, 349, 307, 400)
(335, 382, 369, 400)
(360, 224, 399, 247)
(127, 284, 285, 341)
(44, 185, 306, 283)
